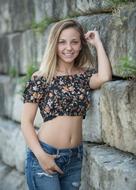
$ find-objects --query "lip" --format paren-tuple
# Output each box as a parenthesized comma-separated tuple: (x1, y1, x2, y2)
(63, 52, 74, 55)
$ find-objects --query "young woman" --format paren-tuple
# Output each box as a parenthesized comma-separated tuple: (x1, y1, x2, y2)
(21, 19, 112, 190)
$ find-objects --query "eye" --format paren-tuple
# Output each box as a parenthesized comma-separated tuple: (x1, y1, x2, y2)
(58, 41, 65, 44)
(72, 41, 79, 44)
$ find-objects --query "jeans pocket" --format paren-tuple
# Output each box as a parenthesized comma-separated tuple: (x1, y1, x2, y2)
(31, 156, 43, 173)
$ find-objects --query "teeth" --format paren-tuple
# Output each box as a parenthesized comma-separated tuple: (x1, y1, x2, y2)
(64, 54, 73, 56)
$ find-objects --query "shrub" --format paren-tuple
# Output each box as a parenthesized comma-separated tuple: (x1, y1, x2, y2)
(115, 56, 136, 79)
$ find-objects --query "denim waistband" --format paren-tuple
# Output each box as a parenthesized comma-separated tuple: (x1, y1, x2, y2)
(39, 140, 83, 156)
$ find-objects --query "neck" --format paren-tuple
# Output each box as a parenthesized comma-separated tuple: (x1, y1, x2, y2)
(57, 62, 75, 75)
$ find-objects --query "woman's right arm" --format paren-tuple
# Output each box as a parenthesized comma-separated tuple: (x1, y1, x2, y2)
(21, 102, 63, 174)
(21, 102, 44, 157)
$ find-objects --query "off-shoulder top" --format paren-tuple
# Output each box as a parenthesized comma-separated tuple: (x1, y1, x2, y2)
(23, 68, 96, 122)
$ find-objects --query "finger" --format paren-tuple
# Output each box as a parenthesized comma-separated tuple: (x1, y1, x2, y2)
(89, 33, 95, 39)
(55, 165, 64, 174)
(85, 34, 95, 40)
(85, 31, 95, 39)
(48, 169, 57, 175)
(52, 154, 60, 159)
(84, 32, 91, 38)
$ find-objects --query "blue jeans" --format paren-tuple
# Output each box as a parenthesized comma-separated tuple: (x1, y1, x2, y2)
(25, 140, 83, 190)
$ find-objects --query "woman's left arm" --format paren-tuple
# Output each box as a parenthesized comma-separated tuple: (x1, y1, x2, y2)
(85, 30, 112, 89)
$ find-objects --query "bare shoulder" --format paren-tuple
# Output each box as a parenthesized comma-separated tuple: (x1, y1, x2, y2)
(31, 71, 44, 81)
(31, 71, 39, 78)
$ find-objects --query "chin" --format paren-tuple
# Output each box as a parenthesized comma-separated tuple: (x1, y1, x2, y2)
(63, 60, 75, 64)
(62, 57, 77, 63)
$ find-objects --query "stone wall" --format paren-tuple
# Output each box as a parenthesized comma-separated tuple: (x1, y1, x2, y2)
(0, 0, 136, 190)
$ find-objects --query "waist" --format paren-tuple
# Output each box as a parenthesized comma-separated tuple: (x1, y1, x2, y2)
(39, 140, 83, 156)
(38, 116, 83, 148)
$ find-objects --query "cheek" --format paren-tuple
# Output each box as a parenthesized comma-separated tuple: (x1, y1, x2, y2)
(57, 46, 62, 56)
(75, 46, 81, 53)
(75, 43, 81, 51)
(57, 45, 64, 53)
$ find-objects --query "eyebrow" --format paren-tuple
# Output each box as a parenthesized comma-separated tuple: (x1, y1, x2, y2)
(58, 38, 79, 40)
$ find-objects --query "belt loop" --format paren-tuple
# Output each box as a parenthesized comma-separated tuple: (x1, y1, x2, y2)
(56, 149, 59, 155)
(77, 146, 80, 158)
(69, 149, 72, 157)
(78, 145, 81, 153)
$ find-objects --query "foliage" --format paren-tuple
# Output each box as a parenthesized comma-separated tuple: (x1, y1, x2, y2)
(19, 63, 38, 95)
(115, 56, 136, 79)
(8, 65, 19, 78)
(67, 11, 82, 18)
(31, 13, 82, 33)
(31, 17, 57, 33)
(107, 0, 130, 6)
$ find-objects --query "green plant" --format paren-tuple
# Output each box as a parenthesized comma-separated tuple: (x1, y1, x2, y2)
(115, 56, 136, 78)
(31, 17, 57, 33)
(19, 63, 39, 95)
(68, 11, 82, 18)
(107, 0, 130, 6)
(8, 65, 19, 78)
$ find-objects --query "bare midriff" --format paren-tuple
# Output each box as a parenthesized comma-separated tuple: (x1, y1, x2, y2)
(37, 116, 83, 149)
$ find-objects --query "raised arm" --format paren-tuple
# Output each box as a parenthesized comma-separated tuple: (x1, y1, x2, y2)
(85, 30, 112, 89)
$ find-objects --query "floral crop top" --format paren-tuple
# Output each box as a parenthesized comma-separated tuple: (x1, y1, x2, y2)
(23, 68, 96, 122)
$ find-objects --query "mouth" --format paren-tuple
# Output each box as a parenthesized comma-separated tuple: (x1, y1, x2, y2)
(62, 53, 74, 58)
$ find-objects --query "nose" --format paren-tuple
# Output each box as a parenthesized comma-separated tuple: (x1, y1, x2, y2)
(66, 43, 72, 50)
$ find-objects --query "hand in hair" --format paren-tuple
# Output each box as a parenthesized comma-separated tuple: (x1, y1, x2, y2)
(84, 30, 101, 48)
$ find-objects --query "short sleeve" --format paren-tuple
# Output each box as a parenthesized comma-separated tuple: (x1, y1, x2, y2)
(85, 67, 97, 79)
(23, 75, 44, 103)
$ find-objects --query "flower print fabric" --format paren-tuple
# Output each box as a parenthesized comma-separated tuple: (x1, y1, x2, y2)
(23, 68, 97, 122)
(23, 75, 44, 103)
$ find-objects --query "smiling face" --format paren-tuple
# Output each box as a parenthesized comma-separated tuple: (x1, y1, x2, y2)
(57, 27, 81, 65)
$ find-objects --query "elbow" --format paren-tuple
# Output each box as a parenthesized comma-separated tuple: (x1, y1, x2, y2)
(99, 75, 112, 87)
(105, 75, 112, 82)
(101, 74, 112, 83)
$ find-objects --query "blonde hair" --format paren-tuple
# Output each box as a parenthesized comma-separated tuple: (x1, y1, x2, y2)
(38, 19, 94, 83)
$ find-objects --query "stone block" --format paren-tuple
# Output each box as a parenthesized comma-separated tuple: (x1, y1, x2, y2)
(0, 161, 27, 190)
(34, 24, 53, 65)
(0, 118, 26, 172)
(0, 36, 10, 73)
(0, 160, 12, 181)
(0, 0, 34, 35)
(75, 0, 113, 14)
(33, 0, 71, 21)
(100, 80, 136, 155)
(80, 144, 136, 190)
(0, 75, 16, 118)
(83, 90, 102, 142)
(2, 170, 27, 190)
(33, 0, 113, 23)
(107, 4, 136, 77)
(0, 26, 52, 74)
(0, 30, 38, 74)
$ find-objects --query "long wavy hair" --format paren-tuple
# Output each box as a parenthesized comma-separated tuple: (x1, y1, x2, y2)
(38, 19, 94, 83)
